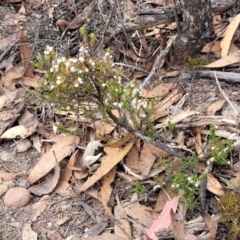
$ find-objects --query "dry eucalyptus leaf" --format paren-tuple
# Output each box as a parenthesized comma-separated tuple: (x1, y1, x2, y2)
(28, 160, 60, 196)
(140, 83, 173, 98)
(31, 197, 50, 221)
(82, 140, 103, 168)
(0, 171, 18, 182)
(78, 141, 133, 193)
(54, 180, 74, 197)
(207, 173, 224, 196)
(28, 135, 80, 184)
(0, 123, 37, 139)
(207, 100, 226, 115)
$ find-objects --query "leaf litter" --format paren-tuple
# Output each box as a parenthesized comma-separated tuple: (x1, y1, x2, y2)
(0, 0, 240, 239)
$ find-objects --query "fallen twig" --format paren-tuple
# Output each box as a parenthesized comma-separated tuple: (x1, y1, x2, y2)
(182, 70, 240, 83)
(214, 71, 239, 116)
(140, 36, 177, 89)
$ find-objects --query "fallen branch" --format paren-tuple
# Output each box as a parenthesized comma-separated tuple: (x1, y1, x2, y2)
(182, 70, 240, 83)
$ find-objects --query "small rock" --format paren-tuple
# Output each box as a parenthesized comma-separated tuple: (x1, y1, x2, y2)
(18, 178, 31, 188)
(4, 187, 31, 208)
(16, 139, 32, 153)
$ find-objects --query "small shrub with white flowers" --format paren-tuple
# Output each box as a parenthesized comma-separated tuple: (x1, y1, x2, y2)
(31, 36, 155, 137)
(170, 153, 206, 209)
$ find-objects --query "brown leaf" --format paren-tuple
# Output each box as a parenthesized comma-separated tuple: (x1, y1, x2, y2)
(61, 150, 79, 182)
(101, 166, 116, 218)
(77, 141, 134, 192)
(200, 212, 218, 240)
(124, 202, 158, 230)
(54, 180, 74, 197)
(18, 109, 38, 128)
(28, 135, 80, 184)
(19, 30, 34, 77)
(141, 83, 173, 98)
(114, 195, 132, 240)
(205, 56, 240, 68)
(31, 198, 50, 221)
(0, 171, 18, 182)
(207, 100, 226, 115)
(0, 123, 37, 139)
(221, 13, 240, 57)
(28, 158, 60, 196)
(207, 173, 224, 196)
(1, 66, 24, 90)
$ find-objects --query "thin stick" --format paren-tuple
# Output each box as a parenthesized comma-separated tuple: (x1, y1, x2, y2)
(214, 71, 239, 116)
(140, 36, 177, 89)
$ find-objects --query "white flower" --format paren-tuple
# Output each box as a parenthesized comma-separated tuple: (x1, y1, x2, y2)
(52, 64, 58, 70)
(172, 184, 175, 188)
(61, 57, 66, 62)
(66, 106, 70, 111)
(118, 103, 122, 108)
(113, 102, 118, 106)
(70, 66, 76, 72)
(46, 46, 53, 51)
(112, 63, 115, 66)
(53, 124, 58, 133)
(91, 61, 95, 66)
(187, 177, 192, 182)
(56, 79, 61, 85)
(50, 68, 54, 72)
(70, 58, 77, 63)
(65, 61, 70, 67)
(102, 83, 106, 87)
(79, 56, 84, 62)
(78, 69, 82, 74)
(78, 77, 83, 84)
(118, 76, 121, 83)
(44, 46, 53, 55)
(57, 58, 62, 64)
(74, 83, 79, 87)
(85, 68, 89, 72)
(50, 85, 54, 90)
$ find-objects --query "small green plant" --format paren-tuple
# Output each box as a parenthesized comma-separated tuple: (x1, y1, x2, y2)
(208, 124, 233, 165)
(134, 181, 146, 195)
(185, 55, 209, 69)
(167, 121, 177, 132)
(219, 191, 240, 239)
(170, 154, 206, 209)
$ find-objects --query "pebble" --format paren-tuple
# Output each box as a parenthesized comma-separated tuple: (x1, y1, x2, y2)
(4, 187, 31, 208)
